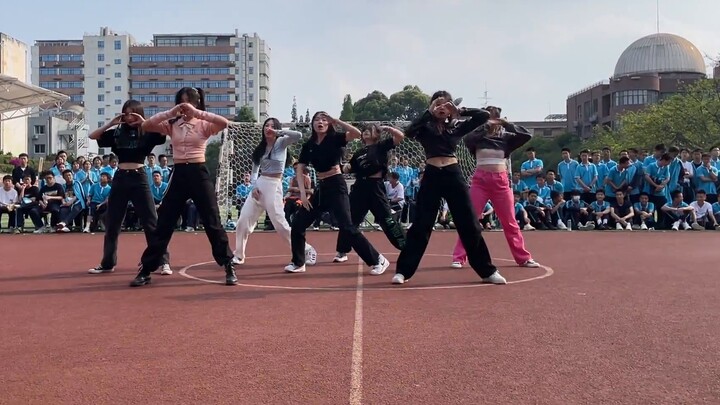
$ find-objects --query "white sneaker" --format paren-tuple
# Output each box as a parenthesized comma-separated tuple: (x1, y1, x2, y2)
(185, 227, 195, 232)
(523, 224, 535, 231)
(333, 253, 348, 263)
(691, 222, 704, 231)
(671, 220, 680, 231)
(391, 273, 406, 284)
(284, 263, 306, 273)
(88, 265, 114, 274)
(481, 271, 507, 285)
(615, 223, 623, 230)
(625, 223, 632, 231)
(83, 226, 90, 233)
(450, 262, 462, 269)
(682, 221, 691, 230)
(585, 222, 596, 230)
(160, 264, 173, 275)
(232, 256, 244, 265)
(521, 259, 540, 268)
(640, 223, 648, 230)
(556, 220, 568, 230)
(304, 244, 317, 265)
(60, 226, 71, 233)
(370, 255, 390, 275)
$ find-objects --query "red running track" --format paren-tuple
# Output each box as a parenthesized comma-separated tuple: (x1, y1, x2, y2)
(0, 230, 718, 404)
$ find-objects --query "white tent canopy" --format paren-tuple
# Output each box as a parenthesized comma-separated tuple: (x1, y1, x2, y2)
(0, 74, 69, 120)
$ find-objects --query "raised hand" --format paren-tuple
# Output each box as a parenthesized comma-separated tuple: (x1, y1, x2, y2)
(109, 114, 124, 126)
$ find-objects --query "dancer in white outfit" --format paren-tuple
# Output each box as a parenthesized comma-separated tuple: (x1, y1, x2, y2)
(233, 118, 317, 265)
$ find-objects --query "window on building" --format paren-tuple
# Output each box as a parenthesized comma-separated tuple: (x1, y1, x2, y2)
(98, 54, 105, 62)
(97, 121, 104, 128)
(248, 66, 254, 75)
(98, 81, 105, 88)
(98, 40, 105, 48)
(248, 80, 254, 88)
(248, 93, 254, 102)
(114, 85, 121, 91)
(114, 40, 121, 50)
(248, 42, 253, 48)
(114, 59, 122, 65)
(612, 90, 660, 107)
(248, 53, 254, 61)
(98, 108, 105, 115)
(115, 99, 122, 105)
(97, 67, 105, 75)
(98, 94, 105, 102)
(33, 125, 45, 135)
(114, 72, 121, 78)
(34, 144, 46, 154)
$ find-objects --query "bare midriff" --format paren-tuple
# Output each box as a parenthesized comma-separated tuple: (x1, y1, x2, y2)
(317, 166, 342, 180)
(426, 156, 458, 168)
(475, 149, 508, 173)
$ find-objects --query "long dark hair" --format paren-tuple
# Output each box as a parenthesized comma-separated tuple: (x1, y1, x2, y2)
(251, 117, 282, 165)
(169, 87, 206, 124)
(309, 111, 338, 143)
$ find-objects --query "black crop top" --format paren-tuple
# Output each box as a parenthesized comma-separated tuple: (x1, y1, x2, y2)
(97, 125, 166, 164)
(298, 132, 348, 172)
(404, 107, 490, 160)
(463, 122, 532, 158)
(349, 137, 395, 179)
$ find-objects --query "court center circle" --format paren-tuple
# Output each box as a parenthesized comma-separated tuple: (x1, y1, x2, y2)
(178, 253, 554, 291)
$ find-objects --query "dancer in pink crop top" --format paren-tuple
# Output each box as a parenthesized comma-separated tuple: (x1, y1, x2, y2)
(130, 87, 238, 287)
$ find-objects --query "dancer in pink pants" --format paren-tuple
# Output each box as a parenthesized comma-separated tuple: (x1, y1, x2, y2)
(451, 106, 539, 268)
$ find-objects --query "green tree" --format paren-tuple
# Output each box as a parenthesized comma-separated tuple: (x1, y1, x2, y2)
(205, 141, 222, 184)
(291, 96, 298, 123)
(387, 85, 431, 121)
(588, 79, 720, 151)
(234, 105, 256, 122)
(305, 109, 310, 123)
(339, 94, 355, 121)
(353, 90, 393, 121)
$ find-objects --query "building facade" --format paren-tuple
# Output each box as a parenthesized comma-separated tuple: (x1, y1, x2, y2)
(0, 33, 29, 154)
(31, 28, 270, 158)
(566, 33, 707, 138)
(27, 112, 92, 159)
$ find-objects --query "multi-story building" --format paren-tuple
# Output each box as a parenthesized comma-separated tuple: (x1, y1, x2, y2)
(566, 33, 707, 138)
(0, 33, 29, 154)
(31, 28, 270, 158)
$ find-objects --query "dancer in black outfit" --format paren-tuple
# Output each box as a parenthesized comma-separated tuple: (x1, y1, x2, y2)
(86, 100, 172, 275)
(287, 112, 389, 275)
(131, 87, 236, 287)
(391, 91, 506, 285)
(333, 124, 406, 263)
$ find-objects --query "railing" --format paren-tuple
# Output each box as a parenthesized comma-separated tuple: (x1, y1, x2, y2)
(567, 79, 610, 99)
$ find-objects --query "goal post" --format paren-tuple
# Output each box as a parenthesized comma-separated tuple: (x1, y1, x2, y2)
(216, 121, 479, 228)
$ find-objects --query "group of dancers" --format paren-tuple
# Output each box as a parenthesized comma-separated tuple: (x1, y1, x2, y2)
(87, 87, 540, 287)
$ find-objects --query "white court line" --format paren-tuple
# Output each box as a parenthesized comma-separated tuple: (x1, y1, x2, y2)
(349, 257, 364, 405)
(178, 253, 554, 291)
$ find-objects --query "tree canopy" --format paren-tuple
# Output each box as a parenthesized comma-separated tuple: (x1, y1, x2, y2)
(348, 85, 431, 121)
(588, 79, 720, 152)
(234, 105, 256, 123)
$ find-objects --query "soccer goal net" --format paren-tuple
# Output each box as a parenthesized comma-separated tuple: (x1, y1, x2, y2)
(215, 122, 478, 228)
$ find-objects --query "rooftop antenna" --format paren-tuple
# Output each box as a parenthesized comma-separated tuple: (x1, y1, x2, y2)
(479, 83, 491, 107)
(656, 0, 660, 33)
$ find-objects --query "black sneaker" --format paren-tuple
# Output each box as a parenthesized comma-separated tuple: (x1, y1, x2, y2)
(129, 266, 152, 287)
(225, 262, 238, 286)
(88, 266, 114, 274)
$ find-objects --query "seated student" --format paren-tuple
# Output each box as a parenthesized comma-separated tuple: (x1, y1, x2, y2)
(689, 189, 719, 230)
(86, 172, 112, 232)
(513, 191, 534, 231)
(56, 169, 86, 232)
(610, 190, 634, 231)
(632, 192, 656, 230)
(713, 200, 720, 225)
(38, 171, 65, 228)
(530, 175, 551, 204)
(436, 199, 452, 229)
(479, 201, 494, 230)
(150, 171, 168, 208)
(564, 189, 593, 230)
(14, 174, 44, 233)
(0, 175, 18, 232)
(524, 190, 553, 230)
(589, 190, 611, 230)
(511, 172, 529, 200)
(661, 190, 693, 230)
(547, 190, 568, 230)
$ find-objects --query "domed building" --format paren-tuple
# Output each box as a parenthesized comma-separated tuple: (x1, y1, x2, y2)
(566, 33, 708, 138)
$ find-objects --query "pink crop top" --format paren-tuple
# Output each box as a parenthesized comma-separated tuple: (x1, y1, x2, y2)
(143, 110, 228, 162)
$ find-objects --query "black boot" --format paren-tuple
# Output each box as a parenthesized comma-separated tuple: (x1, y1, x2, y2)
(225, 262, 238, 286)
(130, 266, 152, 287)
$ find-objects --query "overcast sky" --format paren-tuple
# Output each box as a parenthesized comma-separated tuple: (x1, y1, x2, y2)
(4, 0, 719, 121)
